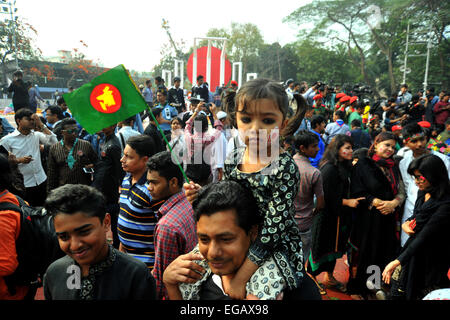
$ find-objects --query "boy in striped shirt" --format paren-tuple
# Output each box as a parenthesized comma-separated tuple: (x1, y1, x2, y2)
(117, 135, 161, 270)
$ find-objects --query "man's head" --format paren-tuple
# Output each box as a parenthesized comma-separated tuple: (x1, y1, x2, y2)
(351, 119, 362, 130)
(197, 75, 204, 86)
(101, 123, 116, 136)
(156, 88, 167, 104)
(60, 118, 79, 143)
(45, 106, 64, 124)
(121, 135, 156, 175)
(150, 107, 163, 124)
(355, 102, 365, 114)
(400, 84, 408, 94)
(334, 110, 345, 121)
(402, 122, 427, 157)
(154, 76, 163, 86)
(146, 151, 184, 200)
(173, 77, 181, 88)
(442, 91, 449, 103)
(45, 184, 110, 269)
(14, 108, 34, 130)
(57, 97, 67, 111)
(192, 180, 261, 276)
(119, 116, 135, 128)
(294, 130, 320, 158)
(311, 115, 326, 133)
(146, 79, 152, 88)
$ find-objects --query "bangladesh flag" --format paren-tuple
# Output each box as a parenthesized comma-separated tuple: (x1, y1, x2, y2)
(63, 64, 147, 134)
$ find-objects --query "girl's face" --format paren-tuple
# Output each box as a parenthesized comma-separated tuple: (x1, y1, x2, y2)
(375, 139, 396, 159)
(338, 142, 353, 161)
(236, 98, 287, 150)
(413, 170, 431, 191)
(171, 120, 181, 131)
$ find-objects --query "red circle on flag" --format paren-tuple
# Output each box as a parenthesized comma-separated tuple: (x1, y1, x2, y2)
(90, 83, 122, 114)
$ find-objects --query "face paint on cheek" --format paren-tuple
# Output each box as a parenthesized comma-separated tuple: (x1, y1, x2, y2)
(267, 127, 279, 144)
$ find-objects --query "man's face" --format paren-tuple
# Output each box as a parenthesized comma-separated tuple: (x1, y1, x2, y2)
(197, 209, 254, 276)
(46, 111, 58, 124)
(174, 80, 180, 88)
(101, 124, 116, 136)
(62, 124, 79, 143)
(121, 145, 148, 175)
(315, 121, 326, 134)
(157, 92, 166, 104)
(146, 170, 174, 200)
(54, 212, 110, 270)
(17, 115, 35, 131)
(147, 82, 152, 88)
(301, 142, 320, 158)
(197, 78, 204, 86)
(401, 87, 407, 94)
(404, 135, 427, 157)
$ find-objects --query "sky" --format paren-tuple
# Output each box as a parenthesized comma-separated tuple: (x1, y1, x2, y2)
(13, 0, 311, 72)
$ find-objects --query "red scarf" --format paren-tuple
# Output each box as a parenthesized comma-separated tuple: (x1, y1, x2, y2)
(372, 154, 398, 195)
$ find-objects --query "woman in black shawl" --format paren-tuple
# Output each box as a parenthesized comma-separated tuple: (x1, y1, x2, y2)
(382, 154, 450, 300)
(7, 70, 30, 112)
(307, 134, 365, 293)
(347, 132, 405, 299)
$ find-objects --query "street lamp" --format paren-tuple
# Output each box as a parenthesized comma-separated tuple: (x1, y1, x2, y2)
(0, 0, 19, 69)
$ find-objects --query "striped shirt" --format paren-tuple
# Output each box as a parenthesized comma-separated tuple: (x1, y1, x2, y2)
(117, 173, 161, 270)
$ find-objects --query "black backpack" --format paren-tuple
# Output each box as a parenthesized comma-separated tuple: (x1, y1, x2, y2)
(0, 195, 64, 295)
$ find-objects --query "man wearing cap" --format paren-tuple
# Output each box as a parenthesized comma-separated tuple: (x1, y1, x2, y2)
(191, 75, 209, 103)
(230, 80, 238, 92)
(168, 77, 186, 113)
(312, 94, 327, 118)
(334, 92, 346, 111)
(347, 96, 358, 115)
(285, 79, 294, 95)
(338, 95, 351, 112)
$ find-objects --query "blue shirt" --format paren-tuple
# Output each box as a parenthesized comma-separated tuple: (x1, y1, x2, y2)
(156, 103, 178, 132)
(117, 173, 157, 270)
(309, 129, 325, 168)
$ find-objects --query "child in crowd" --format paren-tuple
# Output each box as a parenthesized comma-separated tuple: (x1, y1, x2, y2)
(184, 78, 307, 299)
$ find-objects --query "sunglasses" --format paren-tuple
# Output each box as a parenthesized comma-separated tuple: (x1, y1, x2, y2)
(63, 129, 79, 134)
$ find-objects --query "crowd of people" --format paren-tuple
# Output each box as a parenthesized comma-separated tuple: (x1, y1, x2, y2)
(0, 70, 449, 301)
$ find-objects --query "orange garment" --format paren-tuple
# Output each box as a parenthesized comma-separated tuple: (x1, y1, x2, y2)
(0, 190, 29, 300)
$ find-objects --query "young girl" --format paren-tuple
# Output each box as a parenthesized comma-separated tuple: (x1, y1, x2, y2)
(184, 78, 307, 299)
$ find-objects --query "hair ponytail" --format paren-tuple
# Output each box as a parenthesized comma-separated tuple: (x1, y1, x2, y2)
(281, 94, 307, 137)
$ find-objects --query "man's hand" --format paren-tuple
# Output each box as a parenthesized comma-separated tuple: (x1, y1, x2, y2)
(343, 197, 365, 208)
(183, 181, 201, 204)
(375, 199, 398, 215)
(163, 252, 205, 287)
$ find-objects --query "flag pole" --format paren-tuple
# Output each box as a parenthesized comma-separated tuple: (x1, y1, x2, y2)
(145, 106, 190, 184)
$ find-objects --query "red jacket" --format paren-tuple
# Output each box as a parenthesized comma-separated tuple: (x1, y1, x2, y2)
(433, 101, 449, 125)
(0, 190, 29, 300)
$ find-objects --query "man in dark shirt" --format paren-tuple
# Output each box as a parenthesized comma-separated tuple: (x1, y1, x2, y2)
(350, 119, 371, 150)
(143, 107, 166, 153)
(43, 184, 156, 300)
(191, 75, 209, 103)
(92, 124, 123, 248)
(8, 70, 29, 112)
(168, 76, 186, 113)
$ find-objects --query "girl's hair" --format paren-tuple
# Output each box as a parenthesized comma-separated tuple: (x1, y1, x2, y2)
(222, 89, 236, 128)
(232, 78, 306, 137)
(407, 154, 450, 200)
(193, 114, 208, 133)
(319, 134, 353, 167)
(368, 131, 397, 157)
(171, 117, 185, 129)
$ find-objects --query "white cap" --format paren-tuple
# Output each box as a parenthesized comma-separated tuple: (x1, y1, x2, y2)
(217, 111, 227, 120)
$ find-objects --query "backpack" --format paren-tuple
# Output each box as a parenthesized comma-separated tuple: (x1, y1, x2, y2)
(0, 195, 64, 295)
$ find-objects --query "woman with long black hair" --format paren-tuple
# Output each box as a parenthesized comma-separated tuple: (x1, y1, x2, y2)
(347, 131, 406, 299)
(382, 154, 450, 300)
(307, 134, 365, 294)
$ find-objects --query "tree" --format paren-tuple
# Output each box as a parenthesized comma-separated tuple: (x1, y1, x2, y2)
(0, 17, 41, 85)
(63, 42, 105, 88)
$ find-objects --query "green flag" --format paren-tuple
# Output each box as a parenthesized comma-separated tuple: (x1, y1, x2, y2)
(63, 64, 147, 134)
